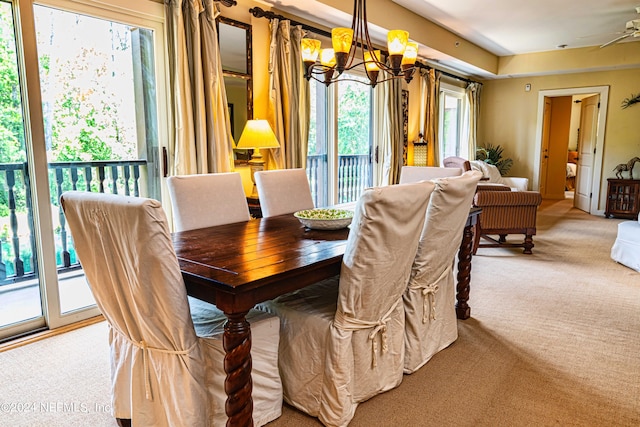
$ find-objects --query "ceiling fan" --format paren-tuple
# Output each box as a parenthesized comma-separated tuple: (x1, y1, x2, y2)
(600, 11, 640, 48)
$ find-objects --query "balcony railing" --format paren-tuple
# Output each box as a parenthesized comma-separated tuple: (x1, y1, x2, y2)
(1, 155, 368, 287)
(0, 160, 146, 287)
(306, 154, 371, 207)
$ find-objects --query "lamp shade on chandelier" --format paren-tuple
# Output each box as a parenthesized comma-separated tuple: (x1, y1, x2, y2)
(301, 0, 419, 87)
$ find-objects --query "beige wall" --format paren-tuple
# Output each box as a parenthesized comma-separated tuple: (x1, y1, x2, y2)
(479, 68, 640, 210)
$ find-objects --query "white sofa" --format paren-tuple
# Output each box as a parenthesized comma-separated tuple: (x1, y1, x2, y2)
(399, 166, 462, 183)
(611, 217, 640, 272)
(470, 160, 529, 191)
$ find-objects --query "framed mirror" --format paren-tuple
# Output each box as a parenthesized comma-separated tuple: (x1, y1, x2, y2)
(217, 16, 253, 161)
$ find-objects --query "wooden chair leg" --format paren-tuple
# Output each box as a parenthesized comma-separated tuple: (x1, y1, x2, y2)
(523, 235, 534, 254)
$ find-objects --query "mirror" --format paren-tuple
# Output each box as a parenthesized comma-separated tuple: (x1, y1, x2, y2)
(217, 16, 253, 161)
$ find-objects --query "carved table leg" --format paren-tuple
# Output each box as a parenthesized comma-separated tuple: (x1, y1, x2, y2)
(223, 311, 253, 427)
(456, 223, 474, 320)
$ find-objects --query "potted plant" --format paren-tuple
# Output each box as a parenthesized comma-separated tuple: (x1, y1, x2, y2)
(476, 143, 513, 176)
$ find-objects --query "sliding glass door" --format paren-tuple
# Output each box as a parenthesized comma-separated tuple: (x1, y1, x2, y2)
(0, 0, 166, 341)
(307, 72, 373, 207)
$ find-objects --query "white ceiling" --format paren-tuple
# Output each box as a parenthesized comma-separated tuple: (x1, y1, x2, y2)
(392, 0, 640, 56)
(257, 0, 640, 76)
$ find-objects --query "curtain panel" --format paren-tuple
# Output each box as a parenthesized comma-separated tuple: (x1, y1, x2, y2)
(165, 0, 234, 176)
(374, 77, 404, 186)
(419, 68, 441, 166)
(466, 82, 482, 161)
(267, 19, 310, 170)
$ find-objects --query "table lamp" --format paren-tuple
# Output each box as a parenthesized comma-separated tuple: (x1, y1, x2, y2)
(236, 119, 280, 198)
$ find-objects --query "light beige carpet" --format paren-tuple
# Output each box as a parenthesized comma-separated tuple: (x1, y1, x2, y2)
(1, 198, 638, 426)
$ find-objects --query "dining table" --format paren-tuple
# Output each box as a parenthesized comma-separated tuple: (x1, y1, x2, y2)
(172, 205, 480, 426)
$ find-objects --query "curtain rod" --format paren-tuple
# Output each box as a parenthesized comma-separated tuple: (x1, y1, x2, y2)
(248, 6, 481, 86)
(249, 7, 331, 38)
(413, 62, 481, 86)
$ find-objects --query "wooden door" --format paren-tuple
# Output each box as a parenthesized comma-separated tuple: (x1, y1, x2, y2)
(539, 97, 552, 196)
(575, 95, 599, 212)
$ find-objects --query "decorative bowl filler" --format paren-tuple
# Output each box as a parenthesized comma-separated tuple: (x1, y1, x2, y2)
(294, 208, 354, 230)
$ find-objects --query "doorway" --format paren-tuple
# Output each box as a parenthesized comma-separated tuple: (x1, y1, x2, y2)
(533, 86, 609, 215)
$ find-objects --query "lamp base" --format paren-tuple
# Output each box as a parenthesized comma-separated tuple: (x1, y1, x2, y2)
(248, 148, 265, 199)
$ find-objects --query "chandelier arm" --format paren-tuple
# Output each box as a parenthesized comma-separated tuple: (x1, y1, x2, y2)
(360, 1, 391, 73)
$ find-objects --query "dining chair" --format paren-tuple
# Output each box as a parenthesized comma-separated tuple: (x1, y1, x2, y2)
(399, 165, 462, 184)
(257, 180, 436, 427)
(254, 168, 314, 217)
(60, 191, 282, 427)
(167, 172, 250, 231)
(403, 170, 482, 374)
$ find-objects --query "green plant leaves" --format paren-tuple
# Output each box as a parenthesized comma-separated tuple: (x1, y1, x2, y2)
(476, 143, 513, 176)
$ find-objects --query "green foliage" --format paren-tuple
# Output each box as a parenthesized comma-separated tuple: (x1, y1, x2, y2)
(476, 143, 513, 176)
(337, 78, 370, 155)
(0, 5, 26, 164)
(621, 93, 640, 109)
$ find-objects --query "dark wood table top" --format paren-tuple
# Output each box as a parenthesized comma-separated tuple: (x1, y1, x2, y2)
(172, 213, 350, 312)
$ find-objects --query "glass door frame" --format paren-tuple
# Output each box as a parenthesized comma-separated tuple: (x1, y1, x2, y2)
(3, 0, 168, 338)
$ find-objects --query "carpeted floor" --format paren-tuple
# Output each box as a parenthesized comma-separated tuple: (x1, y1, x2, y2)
(1, 198, 638, 426)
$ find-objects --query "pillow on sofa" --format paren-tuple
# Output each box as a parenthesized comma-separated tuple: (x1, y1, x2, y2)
(469, 161, 529, 191)
(470, 161, 504, 182)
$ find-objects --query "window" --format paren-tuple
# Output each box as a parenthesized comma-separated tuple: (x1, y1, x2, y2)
(438, 83, 469, 161)
(0, 0, 166, 340)
(307, 72, 373, 207)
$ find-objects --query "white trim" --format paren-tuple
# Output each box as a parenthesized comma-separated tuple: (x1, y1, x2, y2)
(533, 86, 609, 216)
(38, 0, 164, 25)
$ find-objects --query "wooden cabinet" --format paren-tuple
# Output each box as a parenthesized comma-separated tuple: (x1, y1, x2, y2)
(605, 179, 640, 220)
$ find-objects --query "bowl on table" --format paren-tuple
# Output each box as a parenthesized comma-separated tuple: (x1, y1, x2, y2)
(294, 208, 354, 230)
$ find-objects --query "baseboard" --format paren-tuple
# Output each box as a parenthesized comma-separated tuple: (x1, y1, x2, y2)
(0, 315, 105, 353)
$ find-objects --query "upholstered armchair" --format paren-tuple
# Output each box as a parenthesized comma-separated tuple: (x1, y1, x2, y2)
(473, 189, 543, 254)
(442, 156, 471, 172)
(611, 217, 640, 272)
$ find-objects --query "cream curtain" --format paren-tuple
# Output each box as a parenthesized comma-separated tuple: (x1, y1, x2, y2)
(165, 0, 234, 175)
(267, 19, 310, 170)
(419, 68, 441, 166)
(466, 82, 482, 161)
(374, 78, 404, 186)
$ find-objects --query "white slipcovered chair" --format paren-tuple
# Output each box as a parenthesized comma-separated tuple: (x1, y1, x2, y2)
(403, 171, 482, 373)
(60, 191, 282, 427)
(469, 160, 529, 191)
(257, 181, 436, 427)
(254, 168, 314, 217)
(167, 172, 250, 231)
(611, 217, 640, 272)
(399, 165, 462, 184)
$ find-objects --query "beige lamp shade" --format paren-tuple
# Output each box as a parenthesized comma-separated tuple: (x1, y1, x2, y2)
(236, 119, 279, 199)
(236, 120, 280, 150)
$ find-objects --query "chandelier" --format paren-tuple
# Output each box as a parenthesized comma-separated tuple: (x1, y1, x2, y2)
(300, 0, 418, 87)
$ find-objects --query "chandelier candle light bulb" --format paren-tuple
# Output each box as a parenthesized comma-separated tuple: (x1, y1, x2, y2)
(363, 50, 381, 86)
